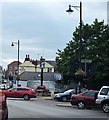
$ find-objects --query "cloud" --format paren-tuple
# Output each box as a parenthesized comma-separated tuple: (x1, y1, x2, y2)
(0, 0, 109, 2)
(0, 0, 108, 69)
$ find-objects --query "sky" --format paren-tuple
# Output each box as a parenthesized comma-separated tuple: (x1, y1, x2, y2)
(0, 0, 109, 69)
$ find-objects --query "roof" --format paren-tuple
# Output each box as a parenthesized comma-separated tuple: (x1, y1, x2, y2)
(19, 61, 35, 67)
(8, 61, 22, 66)
(20, 71, 55, 81)
(32, 60, 56, 67)
(9, 86, 32, 89)
(46, 61, 56, 67)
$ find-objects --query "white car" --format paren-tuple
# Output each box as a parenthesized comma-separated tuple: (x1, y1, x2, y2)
(96, 86, 109, 113)
(0, 83, 11, 90)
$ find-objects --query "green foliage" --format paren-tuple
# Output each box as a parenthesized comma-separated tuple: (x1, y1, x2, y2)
(56, 18, 109, 88)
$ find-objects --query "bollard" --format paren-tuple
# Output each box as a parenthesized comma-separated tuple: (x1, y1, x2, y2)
(51, 91, 54, 98)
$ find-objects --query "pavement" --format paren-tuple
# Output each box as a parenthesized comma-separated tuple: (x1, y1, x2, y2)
(56, 102, 72, 107)
(40, 96, 54, 100)
(38, 96, 101, 110)
(39, 96, 72, 107)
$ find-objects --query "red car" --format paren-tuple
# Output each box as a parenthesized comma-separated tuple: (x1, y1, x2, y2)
(3, 86, 37, 100)
(0, 90, 8, 120)
(70, 90, 98, 109)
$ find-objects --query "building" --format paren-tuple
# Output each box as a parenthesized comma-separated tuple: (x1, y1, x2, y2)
(107, 1, 109, 25)
(19, 55, 35, 74)
(0, 66, 2, 74)
(6, 55, 62, 92)
(6, 55, 61, 81)
(7, 61, 21, 79)
(19, 55, 56, 74)
(0, 66, 3, 84)
(19, 55, 60, 81)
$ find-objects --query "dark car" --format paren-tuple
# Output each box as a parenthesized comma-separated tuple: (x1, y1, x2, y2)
(34, 85, 49, 96)
(0, 90, 8, 120)
(70, 90, 98, 109)
(3, 86, 37, 100)
(54, 88, 87, 102)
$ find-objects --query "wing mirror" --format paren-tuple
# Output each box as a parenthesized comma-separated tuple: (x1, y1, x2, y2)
(9, 89, 12, 92)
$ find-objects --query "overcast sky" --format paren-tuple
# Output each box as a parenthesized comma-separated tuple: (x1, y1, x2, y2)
(0, 0, 108, 69)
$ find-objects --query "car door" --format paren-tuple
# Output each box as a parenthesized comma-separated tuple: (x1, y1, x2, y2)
(82, 91, 96, 106)
(16, 88, 26, 97)
(63, 90, 74, 100)
(98, 88, 109, 101)
(6, 88, 17, 97)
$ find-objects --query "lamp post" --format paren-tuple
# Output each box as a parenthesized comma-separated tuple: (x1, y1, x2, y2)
(66, 1, 82, 67)
(66, 2, 82, 93)
(11, 40, 20, 86)
(40, 56, 45, 86)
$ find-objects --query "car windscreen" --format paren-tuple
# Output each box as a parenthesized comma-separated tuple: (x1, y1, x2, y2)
(63, 89, 74, 94)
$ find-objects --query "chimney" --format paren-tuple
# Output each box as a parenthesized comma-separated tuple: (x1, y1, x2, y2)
(25, 54, 30, 61)
(28, 55, 30, 61)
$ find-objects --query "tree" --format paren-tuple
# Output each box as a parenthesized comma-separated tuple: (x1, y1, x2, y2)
(56, 18, 109, 89)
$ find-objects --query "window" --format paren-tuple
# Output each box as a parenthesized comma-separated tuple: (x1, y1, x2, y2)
(100, 88, 109, 95)
(14, 66, 17, 70)
(9, 66, 12, 70)
(11, 88, 17, 91)
(17, 88, 29, 91)
(83, 91, 96, 97)
(48, 68, 52, 72)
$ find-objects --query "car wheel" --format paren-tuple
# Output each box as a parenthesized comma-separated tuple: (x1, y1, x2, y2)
(77, 101, 85, 109)
(102, 103, 109, 113)
(62, 97, 67, 102)
(23, 94, 30, 100)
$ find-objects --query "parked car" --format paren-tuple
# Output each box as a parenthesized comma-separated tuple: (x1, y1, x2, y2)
(0, 90, 8, 120)
(54, 88, 87, 102)
(96, 86, 109, 113)
(70, 90, 98, 109)
(33, 85, 49, 96)
(3, 86, 37, 100)
(2, 79, 8, 84)
(0, 83, 12, 90)
(0, 84, 8, 90)
(0, 80, 13, 90)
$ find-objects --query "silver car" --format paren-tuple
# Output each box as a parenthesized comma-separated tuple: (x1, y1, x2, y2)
(96, 86, 109, 113)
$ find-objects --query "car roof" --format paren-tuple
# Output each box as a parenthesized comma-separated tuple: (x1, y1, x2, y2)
(64, 89, 74, 92)
(101, 86, 109, 88)
(75, 89, 97, 94)
(82, 90, 98, 93)
(12, 86, 31, 89)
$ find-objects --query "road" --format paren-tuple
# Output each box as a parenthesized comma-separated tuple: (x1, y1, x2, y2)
(7, 97, 109, 119)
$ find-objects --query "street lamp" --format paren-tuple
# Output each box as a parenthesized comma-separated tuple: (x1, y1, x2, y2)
(11, 40, 20, 86)
(40, 56, 45, 86)
(66, 1, 82, 67)
(66, 2, 82, 93)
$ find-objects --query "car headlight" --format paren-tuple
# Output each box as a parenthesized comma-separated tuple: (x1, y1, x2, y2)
(55, 94, 61, 98)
